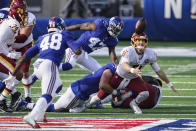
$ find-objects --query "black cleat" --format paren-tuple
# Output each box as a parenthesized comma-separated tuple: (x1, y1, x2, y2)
(25, 96, 32, 103)
(9, 91, 23, 109)
(0, 100, 13, 113)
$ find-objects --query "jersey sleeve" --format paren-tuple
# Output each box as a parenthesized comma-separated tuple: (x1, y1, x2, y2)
(25, 44, 39, 59)
(120, 47, 130, 63)
(94, 19, 102, 29)
(63, 30, 80, 52)
(0, 23, 16, 55)
(27, 12, 36, 26)
(107, 62, 117, 74)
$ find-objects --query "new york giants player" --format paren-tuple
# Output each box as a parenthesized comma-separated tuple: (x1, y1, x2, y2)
(0, 8, 9, 21)
(16, 62, 117, 113)
(4, 16, 81, 128)
(59, 16, 123, 72)
(87, 32, 179, 114)
(0, 3, 28, 112)
(0, 0, 36, 103)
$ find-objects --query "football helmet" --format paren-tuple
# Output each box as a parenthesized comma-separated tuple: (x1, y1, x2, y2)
(107, 16, 124, 37)
(9, 1, 28, 26)
(131, 32, 148, 49)
(47, 16, 66, 33)
(10, 0, 27, 8)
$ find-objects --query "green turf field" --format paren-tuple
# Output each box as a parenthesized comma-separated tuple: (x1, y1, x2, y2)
(1, 41, 196, 119)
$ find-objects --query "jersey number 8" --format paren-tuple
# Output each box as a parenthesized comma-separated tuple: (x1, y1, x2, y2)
(40, 33, 62, 51)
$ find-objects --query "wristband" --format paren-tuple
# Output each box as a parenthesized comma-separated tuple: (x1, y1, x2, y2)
(167, 82, 173, 87)
(112, 90, 117, 95)
(130, 68, 135, 73)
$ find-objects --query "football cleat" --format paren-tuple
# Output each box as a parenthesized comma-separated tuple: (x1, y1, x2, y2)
(9, 91, 23, 109)
(129, 100, 142, 115)
(23, 115, 40, 128)
(69, 106, 85, 113)
(0, 100, 13, 113)
(25, 96, 32, 103)
(92, 103, 105, 109)
(36, 114, 47, 123)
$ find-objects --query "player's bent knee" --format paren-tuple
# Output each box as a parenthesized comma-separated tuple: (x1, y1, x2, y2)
(42, 94, 52, 104)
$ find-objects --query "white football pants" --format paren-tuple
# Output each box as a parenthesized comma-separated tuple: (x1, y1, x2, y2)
(65, 48, 102, 72)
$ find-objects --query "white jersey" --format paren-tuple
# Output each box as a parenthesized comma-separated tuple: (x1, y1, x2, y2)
(117, 46, 157, 79)
(0, 18, 20, 55)
(12, 12, 36, 49)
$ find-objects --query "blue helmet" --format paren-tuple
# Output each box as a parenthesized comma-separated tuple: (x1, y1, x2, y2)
(47, 16, 66, 33)
(107, 16, 124, 37)
(0, 8, 9, 21)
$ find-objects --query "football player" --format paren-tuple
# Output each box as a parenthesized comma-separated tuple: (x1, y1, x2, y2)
(59, 16, 123, 72)
(0, 0, 36, 103)
(16, 62, 116, 113)
(0, 2, 28, 112)
(101, 76, 163, 110)
(86, 32, 179, 114)
(4, 16, 81, 128)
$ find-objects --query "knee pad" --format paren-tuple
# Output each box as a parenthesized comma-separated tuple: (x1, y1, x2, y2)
(42, 94, 52, 104)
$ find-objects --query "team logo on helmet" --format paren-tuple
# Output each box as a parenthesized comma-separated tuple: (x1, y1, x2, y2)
(47, 16, 66, 33)
(107, 16, 124, 37)
(131, 32, 148, 49)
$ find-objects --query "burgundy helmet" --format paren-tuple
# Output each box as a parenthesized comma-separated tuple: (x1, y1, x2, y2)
(9, 0, 28, 26)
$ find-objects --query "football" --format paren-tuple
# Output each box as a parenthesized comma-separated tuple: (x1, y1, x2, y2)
(135, 17, 147, 34)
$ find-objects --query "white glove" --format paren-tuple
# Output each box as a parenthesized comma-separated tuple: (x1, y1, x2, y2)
(7, 51, 21, 59)
(3, 72, 16, 88)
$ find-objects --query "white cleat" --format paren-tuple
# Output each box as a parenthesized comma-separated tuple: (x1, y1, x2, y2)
(130, 100, 142, 115)
(23, 115, 40, 128)
(69, 106, 85, 113)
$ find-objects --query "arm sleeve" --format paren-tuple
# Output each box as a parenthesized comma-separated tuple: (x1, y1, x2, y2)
(25, 45, 39, 59)
(119, 48, 130, 63)
(151, 62, 161, 72)
(0, 26, 14, 55)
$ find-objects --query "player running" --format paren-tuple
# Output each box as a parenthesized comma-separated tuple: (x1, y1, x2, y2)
(3, 16, 81, 128)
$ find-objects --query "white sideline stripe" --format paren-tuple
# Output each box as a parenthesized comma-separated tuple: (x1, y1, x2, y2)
(29, 86, 196, 91)
(28, 94, 196, 98)
(60, 80, 196, 83)
(90, 47, 196, 57)
(163, 96, 196, 98)
(2, 112, 196, 116)
(102, 103, 196, 106)
(59, 74, 196, 78)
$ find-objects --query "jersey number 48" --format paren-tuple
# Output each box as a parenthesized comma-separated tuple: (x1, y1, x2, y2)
(40, 33, 62, 51)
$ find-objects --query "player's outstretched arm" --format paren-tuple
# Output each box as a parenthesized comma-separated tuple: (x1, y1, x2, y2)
(65, 22, 96, 31)
(156, 69, 180, 96)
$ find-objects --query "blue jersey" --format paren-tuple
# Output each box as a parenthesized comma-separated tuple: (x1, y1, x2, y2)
(76, 18, 118, 54)
(71, 62, 116, 101)
(0, 8, 9, 21)
(25, 30, 79, 67)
